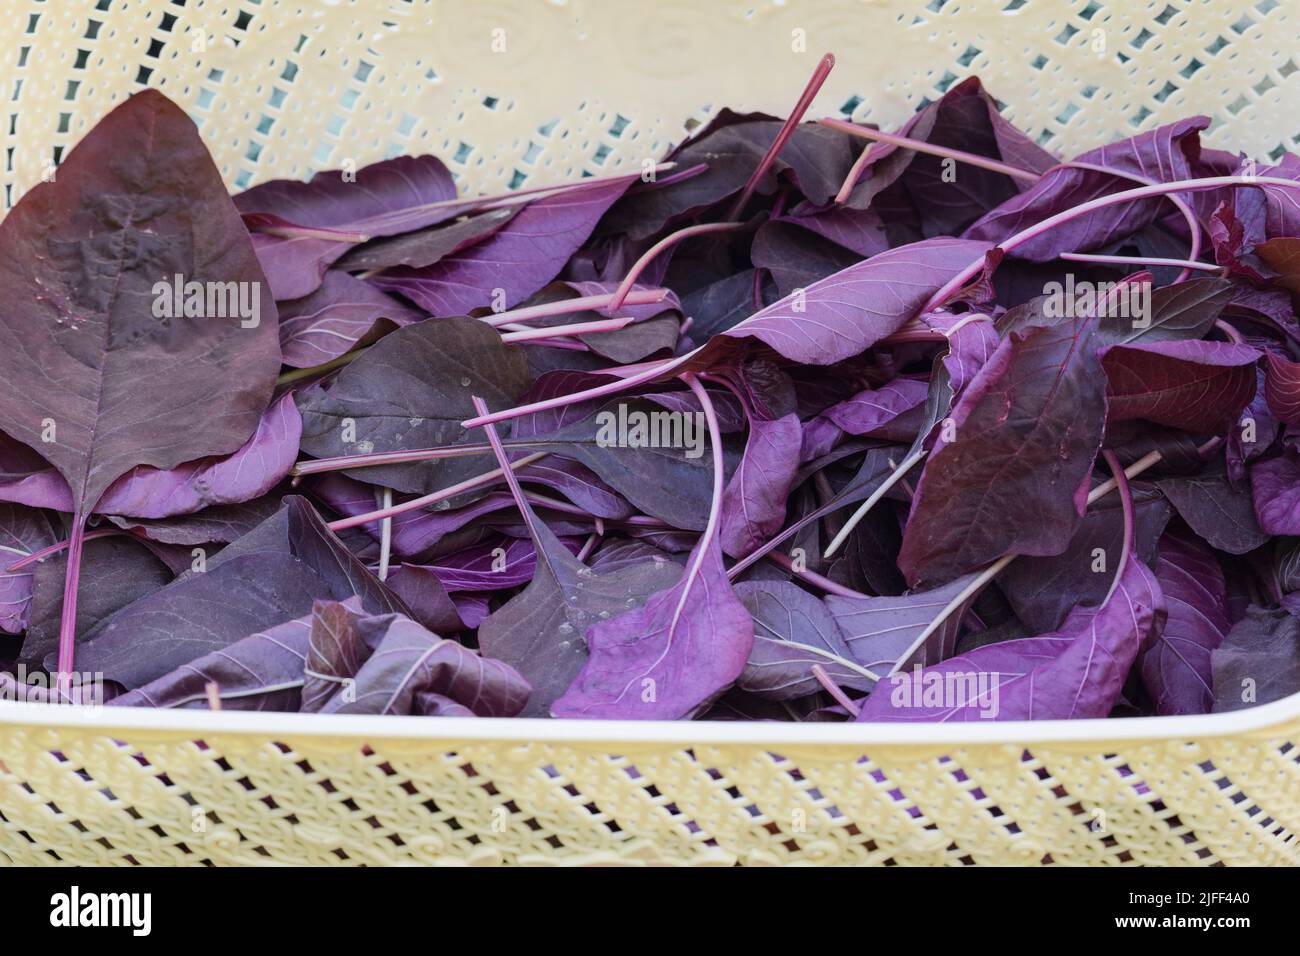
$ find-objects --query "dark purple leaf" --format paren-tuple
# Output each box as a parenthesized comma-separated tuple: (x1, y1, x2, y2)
(1158, 466, 1269, 554)
(104, 498, 284, 546)
(235, 155, 456, 235)
(779, 201, 889, 258)
(552, 528, 752, 718)
(821, 377, 928, 439)
(22, 536, 172, 665)
(296, 316, 530, 495)
(381, 564, 474, 635)
(70, 498, 412, 687)
(751, 220, 862, 298)
(305, 599, 531, 717)
(1138, 531, 1228, 716)
(844, 78, 1056, 237)
(0, 505, 61, 634)
(1102, 339, 1260, 433)
(1263, 350, 1300, 428)
(999, 480, 1170, 632)
(474, 397, 682, 717)
(112, 614, 311, 710)
(335, 206, 518, 273)
(964, 117, 1211, 258)
(1228, 368, 1279, 485)
(96, 393, 300, 519)
(898, 314, 1107, 588)
(518, 457, 633, 519)
(397, 536, 577, 592)
(0, 89, 280, 519)
(825, 572, 983, 676)
(1212, 605, 1300, 712)
(527, 397, 723, 530)
(603, 114, 856, 239)
(700, 237, 991, 367)
(680, 269, 762, 339)
(1250, 451, 1300, 535)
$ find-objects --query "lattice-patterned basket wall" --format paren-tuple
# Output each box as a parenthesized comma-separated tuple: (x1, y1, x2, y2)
(1, 0, 1299, 867)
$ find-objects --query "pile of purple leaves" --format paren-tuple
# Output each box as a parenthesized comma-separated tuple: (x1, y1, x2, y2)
(2, 58, 1299, 722)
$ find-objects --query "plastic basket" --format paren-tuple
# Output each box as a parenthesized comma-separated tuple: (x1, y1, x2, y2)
(1, 0, 1299, 866)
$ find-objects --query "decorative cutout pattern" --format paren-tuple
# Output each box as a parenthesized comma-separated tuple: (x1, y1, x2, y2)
(1, 0, 1299, 865)
(3, 0, 1299, 207)
(0, 714, 1297, 865)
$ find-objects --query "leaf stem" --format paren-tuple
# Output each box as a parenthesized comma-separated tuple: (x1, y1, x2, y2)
(358, 164, 678, 233)
(1214, 319, 1245, 344)
(54, 511, 87, 701)
(256, 224, 370, 243)
(729, 52, 837, 220)
(576, 533, 600, 563)
(624, 162, 710, 194)
(923, 175, 1300, 312)
(294, 443, 496, 476)
(499, 316, 633, 343)
(325, 452, 548, 531)
(1, 528, 122, 573)
(764, 549, 868, 599)
(823, 448, 926, 558)
(608, 222, 743, 311)
(276, 349, 366, 386)
(1059, 251, 1223, 273)
(376, 487, 394, 581)
(822, 116, 1043, 197)
(481, 288, 670, 327)
(1058, 161, 1203, 282)
(810, 664, 861, 717)
(1101, 450, 1133, 604)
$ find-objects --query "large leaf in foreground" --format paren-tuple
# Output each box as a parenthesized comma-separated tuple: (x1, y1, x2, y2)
(0, 89, 281, 517)
(898, 314, 1108, 588)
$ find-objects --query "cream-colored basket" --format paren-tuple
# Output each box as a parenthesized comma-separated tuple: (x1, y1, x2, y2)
(2, 0, 1299, 867)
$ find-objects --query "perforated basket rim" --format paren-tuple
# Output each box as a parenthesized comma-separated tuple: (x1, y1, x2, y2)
(2, 692, 1298, 746)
